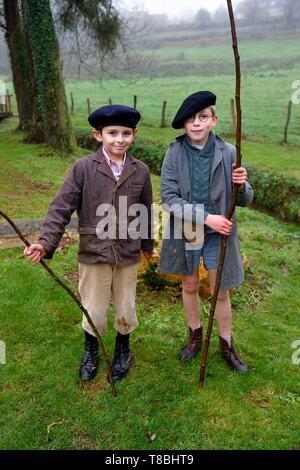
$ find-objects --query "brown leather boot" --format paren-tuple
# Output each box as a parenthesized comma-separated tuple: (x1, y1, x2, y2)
(219, 336, 248, 373)
(180, 326, 203, 362)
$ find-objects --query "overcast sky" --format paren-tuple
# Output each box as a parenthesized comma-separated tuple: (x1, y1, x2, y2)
(121, 0, 238, 18)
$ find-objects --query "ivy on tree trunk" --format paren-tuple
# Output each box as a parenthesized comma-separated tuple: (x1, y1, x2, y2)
(3, 0, 76, 152)
(4, 0, 33, 130)
(3, 0, 121, 153)
(24, 0, 76, 152)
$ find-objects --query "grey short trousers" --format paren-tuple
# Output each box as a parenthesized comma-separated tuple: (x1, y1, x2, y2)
(190, 231, 221, 270)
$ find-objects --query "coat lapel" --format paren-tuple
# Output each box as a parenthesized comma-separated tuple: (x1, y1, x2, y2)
(211, 137, 224, 177)
(92, 148, 116, 182)
(176, 138, 192, 201)
(116, 154, 136, 188)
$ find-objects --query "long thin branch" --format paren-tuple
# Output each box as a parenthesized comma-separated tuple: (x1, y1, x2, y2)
(0, 210, 117, 397)
(199, 0, 242, 387)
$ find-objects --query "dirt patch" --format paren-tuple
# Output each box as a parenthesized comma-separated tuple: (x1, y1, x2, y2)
(0, 232, 44, 249)
(0, 229, 78, 250)
(0, 167, 54, 194)
(25, 181, 54, 192)
(2, 193, 24, 199)
(64, 270, 79, 285)
(86, 380, 108, 394)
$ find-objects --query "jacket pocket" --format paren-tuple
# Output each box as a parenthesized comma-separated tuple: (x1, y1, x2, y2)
(78, 226, 100, 254)
(78, 225, 97, 235)
(127, 184, 144, 205)
(128, 184, 144, 192)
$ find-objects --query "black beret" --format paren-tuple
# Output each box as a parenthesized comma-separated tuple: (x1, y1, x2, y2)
(88, 104, 141, 129)
(172, 91, 216, 129)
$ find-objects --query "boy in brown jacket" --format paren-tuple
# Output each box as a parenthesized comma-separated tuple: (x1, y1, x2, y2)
(24, 105, 154, 383)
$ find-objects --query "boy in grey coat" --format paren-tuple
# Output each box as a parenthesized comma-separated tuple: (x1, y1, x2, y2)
(159, 91, 254, 372)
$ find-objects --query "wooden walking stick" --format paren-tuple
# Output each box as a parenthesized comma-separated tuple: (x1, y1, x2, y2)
(0, 210, 117, 396)
(199, 0, 242, 387)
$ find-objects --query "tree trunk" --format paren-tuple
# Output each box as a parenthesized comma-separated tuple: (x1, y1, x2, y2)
(20, 0, 41, 140)
(24, 0, 76, 152)
(3, 0, 33, 129)
(285, 0, 297, 29)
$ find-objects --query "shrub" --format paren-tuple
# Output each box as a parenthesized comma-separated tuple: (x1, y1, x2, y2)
(247, 165, 300, 224)
(76, 129, 98, 152)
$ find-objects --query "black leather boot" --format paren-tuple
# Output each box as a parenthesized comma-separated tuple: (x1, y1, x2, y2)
(180, 326, 203, 362)
(79, 331, 99, 381)
(111, 333, 132, 383)
(219, 336, 248, 373)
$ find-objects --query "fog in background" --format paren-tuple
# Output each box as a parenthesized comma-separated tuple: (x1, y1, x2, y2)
(118, 0, 238, 21)
(0, 0, 299, 78)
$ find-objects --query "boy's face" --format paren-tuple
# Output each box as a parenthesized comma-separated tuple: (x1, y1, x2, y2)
(92, 125, 138, 159)
(183, 107, 218, 146)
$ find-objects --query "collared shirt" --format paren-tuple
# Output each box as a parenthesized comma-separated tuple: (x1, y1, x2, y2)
(186, 136, 204, 151)
(102, 146, 126, 182)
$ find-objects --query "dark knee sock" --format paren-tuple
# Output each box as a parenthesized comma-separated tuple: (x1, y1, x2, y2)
(116, 332, 130, 344)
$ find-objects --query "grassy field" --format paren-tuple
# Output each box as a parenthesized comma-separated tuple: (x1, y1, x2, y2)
(0, 116, 298, 221)
(3, 33, 300, 147)
(64, 71, 300, 147)
(58, 33, 300, 146)
(0, 32, 300, 449)
(142, 35, 300, 66)
(0, 119, 161, 219)
(138, 127, 300, 180)
(0, 204, 299, 449)
(0, 114, 300, 450)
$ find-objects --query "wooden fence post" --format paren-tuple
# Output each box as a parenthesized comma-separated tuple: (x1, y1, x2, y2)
(283, 100, 292, 144)
(7, 95, 12, 113)
(70, 92, 74, 115)
(108, 98, 112, 105)
(230, 98, 237, 136)
(160, 100, 167, 128)
(87, 98, 91, 116)
(4, 95, 8, 113)
(133, 95, 137, 109)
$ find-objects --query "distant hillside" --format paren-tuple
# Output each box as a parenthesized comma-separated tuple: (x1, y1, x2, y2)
(133, 29, 300, 77)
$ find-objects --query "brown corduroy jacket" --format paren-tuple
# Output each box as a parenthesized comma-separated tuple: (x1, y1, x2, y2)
(39, 147, 154, 266)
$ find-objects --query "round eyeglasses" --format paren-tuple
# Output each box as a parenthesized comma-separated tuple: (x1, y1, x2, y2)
(185, 114, 213, 123)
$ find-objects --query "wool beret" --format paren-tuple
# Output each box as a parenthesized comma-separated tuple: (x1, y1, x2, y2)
(88, 104, 141, 129)
(172, 91, 216, 129)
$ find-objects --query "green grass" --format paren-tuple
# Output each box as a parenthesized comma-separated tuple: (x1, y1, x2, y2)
(0, 207, 299, 449)
(143, 36, 300, 63)
(3, 34, 300, 148)
(0, 119, 83, 219)
(139, 127, 300, 180)
(65, 72, 300, 147)
(55, 34, 300, 147)
(1, 109, 300, 449)
(1, 29, 300, 450)
(0, 119, 161, 219)
(0, 112, 299, 222)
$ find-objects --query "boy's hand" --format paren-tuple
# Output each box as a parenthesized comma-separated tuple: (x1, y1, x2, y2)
(23, 244, 47, 263)
(205, 215, 233, 236)
(232, 165, 247, 189)
(142, 250, 154, 260)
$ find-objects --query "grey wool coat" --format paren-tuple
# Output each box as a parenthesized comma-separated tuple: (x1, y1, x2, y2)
(158, 134, 254, 290)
